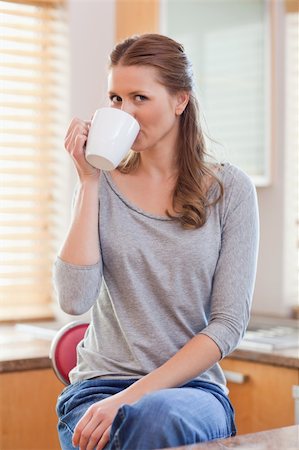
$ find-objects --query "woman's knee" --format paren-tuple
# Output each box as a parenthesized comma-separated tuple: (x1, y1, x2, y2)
(129, 390, 185, 425)
(110, 388, 234, 448)
(110, 390, 197, 449)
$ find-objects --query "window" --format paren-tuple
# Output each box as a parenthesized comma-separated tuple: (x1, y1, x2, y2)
(0, 0, 69, 321)
(161, 0, 271, 185)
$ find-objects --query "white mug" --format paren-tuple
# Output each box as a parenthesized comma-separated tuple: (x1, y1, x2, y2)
(85, 107, 140, 171)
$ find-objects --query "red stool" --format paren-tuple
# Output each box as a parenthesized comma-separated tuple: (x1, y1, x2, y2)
(50, 321, 89, 385)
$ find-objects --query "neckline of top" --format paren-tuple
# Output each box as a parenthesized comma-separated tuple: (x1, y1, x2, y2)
(102, 162, 230, 222)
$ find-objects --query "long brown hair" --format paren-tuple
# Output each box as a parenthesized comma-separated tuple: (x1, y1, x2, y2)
(109, 33, 223, 229)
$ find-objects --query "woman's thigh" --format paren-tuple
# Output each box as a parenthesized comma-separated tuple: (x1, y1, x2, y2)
(110, 383, 235, 449)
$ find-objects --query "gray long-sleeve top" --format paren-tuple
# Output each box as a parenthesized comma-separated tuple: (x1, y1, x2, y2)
(53, 163, 259, 391)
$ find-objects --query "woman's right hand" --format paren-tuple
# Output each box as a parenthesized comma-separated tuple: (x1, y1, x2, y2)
(64, 117, 99, 181)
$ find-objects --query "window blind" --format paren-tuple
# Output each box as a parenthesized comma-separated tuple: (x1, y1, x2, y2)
(162, 0, 270, 186)
(0, 0, 69, 321)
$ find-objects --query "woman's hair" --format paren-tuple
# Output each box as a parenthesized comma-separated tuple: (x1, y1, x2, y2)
(109, 33, 223, 229)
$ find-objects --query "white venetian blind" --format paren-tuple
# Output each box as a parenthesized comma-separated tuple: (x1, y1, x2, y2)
(162, 0, 270, 185)
(0, 0, 69, 321)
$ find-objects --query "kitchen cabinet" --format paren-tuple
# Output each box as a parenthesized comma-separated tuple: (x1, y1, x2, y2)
(0, 368, 63, 450)
(115, 0, 159, 41)
(221, 358, 299, 434)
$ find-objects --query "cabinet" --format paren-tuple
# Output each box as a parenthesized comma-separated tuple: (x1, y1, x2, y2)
(221, 358, 299, 434)
(0, 368, 63, 450)
(115, 0, 159, 41)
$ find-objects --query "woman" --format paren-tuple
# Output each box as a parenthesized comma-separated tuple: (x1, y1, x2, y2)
(54, 33, 259, 450)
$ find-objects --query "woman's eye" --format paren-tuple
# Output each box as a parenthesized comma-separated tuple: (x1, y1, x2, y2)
(110, 95, 122, 104)
(135, 95, 147, 102)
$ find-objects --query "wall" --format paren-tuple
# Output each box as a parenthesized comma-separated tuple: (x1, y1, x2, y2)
(68, 0, 115, 118)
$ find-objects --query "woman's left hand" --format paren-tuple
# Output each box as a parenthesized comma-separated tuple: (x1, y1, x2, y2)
(72, 392, 127, 450)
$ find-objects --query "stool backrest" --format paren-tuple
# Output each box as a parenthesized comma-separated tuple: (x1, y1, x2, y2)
(50, 321, 89, 385)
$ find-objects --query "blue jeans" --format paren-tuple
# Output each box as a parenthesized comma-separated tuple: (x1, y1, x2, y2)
(56, 378, 236, 450)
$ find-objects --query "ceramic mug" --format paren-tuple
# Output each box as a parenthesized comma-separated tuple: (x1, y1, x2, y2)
(85, 107, 140, 171)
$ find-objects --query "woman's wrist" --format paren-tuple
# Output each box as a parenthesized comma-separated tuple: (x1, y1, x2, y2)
(79, 172, 101, 187)
(116, 383, 148, 405)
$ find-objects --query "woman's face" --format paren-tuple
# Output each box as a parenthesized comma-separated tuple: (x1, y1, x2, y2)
(107, 64, 188, 154)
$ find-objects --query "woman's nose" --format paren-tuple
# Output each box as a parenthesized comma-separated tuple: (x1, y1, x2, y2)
(121, 102, 136, 118)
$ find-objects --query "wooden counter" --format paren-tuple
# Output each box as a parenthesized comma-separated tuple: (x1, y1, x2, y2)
(168, 425, 299, 449)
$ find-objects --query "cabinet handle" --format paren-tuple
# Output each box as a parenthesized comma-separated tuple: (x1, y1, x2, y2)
(224, 370, 248, 384)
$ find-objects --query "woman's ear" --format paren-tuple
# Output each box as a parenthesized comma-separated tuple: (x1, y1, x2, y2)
(175, 91, 190, 115)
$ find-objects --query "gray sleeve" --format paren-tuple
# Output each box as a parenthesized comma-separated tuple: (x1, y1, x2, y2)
(200, 170, 259, 357)
(53, 256, 103, 315)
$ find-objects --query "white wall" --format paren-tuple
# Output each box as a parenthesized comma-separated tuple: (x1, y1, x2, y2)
(68, 0, 115, 118)
(254, 159, 286, 316)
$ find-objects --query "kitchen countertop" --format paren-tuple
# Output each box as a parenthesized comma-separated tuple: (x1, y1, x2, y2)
(228, 314, 299, 369)
(0, 321, 67, 373)
(0, 315, 298, 373)
(167, 425, 299, 449)
(226, 346, 299, 369)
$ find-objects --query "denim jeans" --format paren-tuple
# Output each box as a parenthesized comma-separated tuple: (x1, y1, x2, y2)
(56, 378, 236, 450)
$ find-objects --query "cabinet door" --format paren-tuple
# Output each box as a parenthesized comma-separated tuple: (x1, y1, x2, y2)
(221, 358, 299, 434)
(115, 0, 159, 42)
(0, 369, 63, 450)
